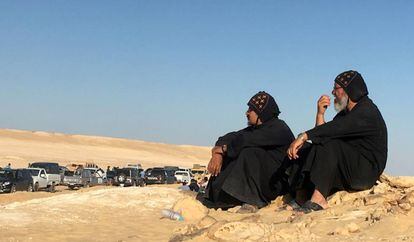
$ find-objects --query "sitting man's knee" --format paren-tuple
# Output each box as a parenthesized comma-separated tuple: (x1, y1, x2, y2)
(239, 147, 267, 156)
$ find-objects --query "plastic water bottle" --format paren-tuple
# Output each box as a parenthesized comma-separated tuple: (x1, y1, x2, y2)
(161, 209, 184, 221)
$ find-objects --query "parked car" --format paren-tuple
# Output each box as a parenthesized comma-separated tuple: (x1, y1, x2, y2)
(29, 162, 61, 189)
(63, 168, 98, 189)
(145, 168, 175, 185)
(174, 171, 192, 183)
(0, 169, 34, 193)
(83, 167, 107, 185)
(14, 169, 36, 192)
(113, 167, 144, 187)
(27, 168, 56, 192)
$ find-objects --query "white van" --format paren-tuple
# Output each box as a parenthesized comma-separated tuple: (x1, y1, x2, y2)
(174, 171, 191, 183)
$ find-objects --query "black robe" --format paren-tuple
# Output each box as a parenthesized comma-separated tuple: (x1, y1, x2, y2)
(200, 117, 294, 209)
(290, 96, 387, 197)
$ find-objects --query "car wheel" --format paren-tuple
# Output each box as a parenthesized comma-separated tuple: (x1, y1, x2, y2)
(10, 184, 16, 193)
(27, 183, 34, 192)
(48, 183, 56, 193)
(68, 185, 75, 190)
(118, 174, 127, 183)
(34, 182, 39, 192)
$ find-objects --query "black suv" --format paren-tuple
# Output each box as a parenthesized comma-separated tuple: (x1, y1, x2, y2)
(113, 167, 144, 187)
(0, 169, 34, 193)
(145, 168, 175, 185)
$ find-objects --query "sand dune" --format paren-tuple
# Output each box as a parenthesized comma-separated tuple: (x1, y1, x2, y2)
(0, 129, 210, 169)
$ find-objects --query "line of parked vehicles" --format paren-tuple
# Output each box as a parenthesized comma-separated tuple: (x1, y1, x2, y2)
(0, 162, 208, 194)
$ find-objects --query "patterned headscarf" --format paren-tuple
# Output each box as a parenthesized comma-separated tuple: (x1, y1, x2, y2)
(247, 91, 280, 123)
(334, 70, 368, 102)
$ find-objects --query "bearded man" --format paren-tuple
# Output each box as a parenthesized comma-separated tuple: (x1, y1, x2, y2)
(287, 70, 388, 213)
(199, 91, 294, 213)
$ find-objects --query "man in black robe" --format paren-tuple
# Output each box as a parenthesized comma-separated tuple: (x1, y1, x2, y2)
(287, 70, 387, 213)
(199, 91, 294, 213)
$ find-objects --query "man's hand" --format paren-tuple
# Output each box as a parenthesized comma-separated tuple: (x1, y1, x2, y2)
(207, 153, 223, 176)
(287, 133, 308, 160)
(317, 95, 331, 115)
(316, 95, 330, 126)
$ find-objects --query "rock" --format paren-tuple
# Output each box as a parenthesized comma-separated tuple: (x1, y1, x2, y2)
(364, 195, 385, 206)
(206, 221, 228, 240)
(226, 206, 241, 213)
(173, 224, 199, 236)
(197, 215, 217, 229)
(398, 203, 411, 211)
(328, 190, 370, 206)
(347, 223, 360, 233)
(329, 227, 349, 236)
(400, 191, 414, 205)
(172, 197, 209, 221)
(371, 182, 391, 194)
(209, 222, 269, 241)
(380, 174, 414, 189)
(272, 195, 286, 207)
(368, 208, 385, 223)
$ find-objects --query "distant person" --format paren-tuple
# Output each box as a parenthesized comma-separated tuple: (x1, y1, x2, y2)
(189, 179, 200, 192)
(4, 163, 11, 171)
(199, 91, 294, 213)
(287, 70, 387, 213)
(178, 181, 190, 191)
(199, 177, 209, 189)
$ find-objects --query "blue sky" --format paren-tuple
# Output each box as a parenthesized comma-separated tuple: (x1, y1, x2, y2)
(0, 1, 413, 175)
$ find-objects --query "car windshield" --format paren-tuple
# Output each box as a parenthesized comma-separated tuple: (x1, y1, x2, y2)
(0, 170, 13, 178)
(64, 170, 74, 176)
(149, 170, 165, 176)
(28, 170, 40, 176)
(175, 172, 187, 175)
(85, 169, 96, 174)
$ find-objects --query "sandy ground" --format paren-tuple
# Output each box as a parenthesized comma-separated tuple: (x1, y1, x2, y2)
(0, 185, 190, 241)
(1, 129, 414, 241)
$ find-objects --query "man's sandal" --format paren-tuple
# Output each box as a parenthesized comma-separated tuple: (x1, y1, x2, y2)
(294, 200, 324, 214)
(278, 199, 302, 211)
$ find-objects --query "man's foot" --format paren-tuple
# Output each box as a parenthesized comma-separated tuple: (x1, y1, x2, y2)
(237, 203, 259, 214)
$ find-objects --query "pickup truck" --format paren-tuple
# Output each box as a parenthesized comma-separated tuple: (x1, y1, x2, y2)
(26, 168, 56, 192)
(83, 167, 107, 185)
(29, 162, 61, 188)
(63, 168, 98, 189)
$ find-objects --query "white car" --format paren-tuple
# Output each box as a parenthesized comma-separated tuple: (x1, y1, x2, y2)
(174, 171, 191, 183)
(26, 168, 52, 191)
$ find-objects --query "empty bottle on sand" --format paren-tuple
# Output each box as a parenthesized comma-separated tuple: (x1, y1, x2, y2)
(161, 209, 184, 221)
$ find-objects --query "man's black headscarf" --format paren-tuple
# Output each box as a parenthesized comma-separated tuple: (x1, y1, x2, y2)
(334, 70, 369, 102)
(247, 91, 280, 123)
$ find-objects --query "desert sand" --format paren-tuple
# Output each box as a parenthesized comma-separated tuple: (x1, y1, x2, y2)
(0, 129, 211, 169)
(1, 129, 414, 242)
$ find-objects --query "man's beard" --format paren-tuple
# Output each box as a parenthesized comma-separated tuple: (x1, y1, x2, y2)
(334, 94, 349, 112)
